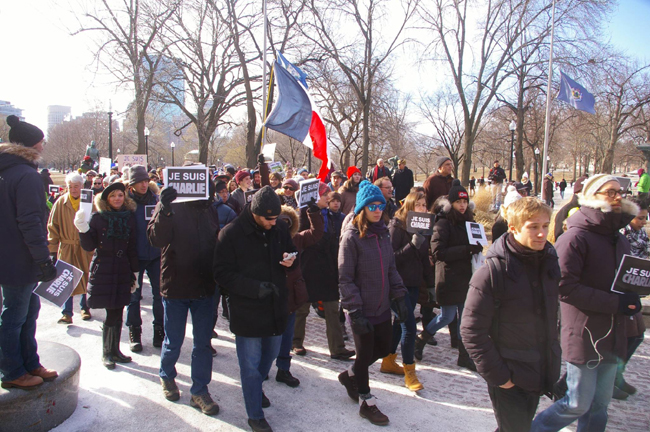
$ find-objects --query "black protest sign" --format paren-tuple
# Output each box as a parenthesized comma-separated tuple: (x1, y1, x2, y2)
(466, 221, 488, 246)
(298, 179, 320, 208)
(405, 211, 435, 235)
(245, 189, 259, 204)
(611, 254, 650, 296)
(145, 205, 156, 221)
(49, 185, 60, 195)
(33, 261, 84, 307)
(164, 167, 210, 203)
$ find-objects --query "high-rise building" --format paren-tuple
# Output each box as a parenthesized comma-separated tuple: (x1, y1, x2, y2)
(148, 55, 185, 122)
(0, 100, 24, 120)
(47, 105, 71, 131)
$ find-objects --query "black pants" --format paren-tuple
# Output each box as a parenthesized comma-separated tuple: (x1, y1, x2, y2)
(352, 319, 391, 395)
(487, 384, 539, 432)
(105, 307, 124, 326)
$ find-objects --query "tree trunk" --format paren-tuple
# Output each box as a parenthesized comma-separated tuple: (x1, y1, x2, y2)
(460, 129, 474, 186)
(600, 132, 618, 174)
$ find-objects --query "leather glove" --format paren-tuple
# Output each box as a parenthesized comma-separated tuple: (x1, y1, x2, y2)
(74, 209, 90, 233)
(349, 310, 374, 335)
(258, 282, 279, 299)
(50, 253, 58, 266)
(38, 259, 57, 282)
(131, 272, 139, 293)
(618, 292, 641, 316)
(258, 154, 266, 164)
(411, 233, 425, 248)
(468, 244, 484, 255)
(393, 296, 409, 324)
(160, 187, 177, 215)
(427, 287, 436, 303)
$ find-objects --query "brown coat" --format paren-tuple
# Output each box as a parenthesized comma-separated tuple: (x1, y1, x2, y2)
(47, 193, 94, 296)
(423, 172, 453, 212)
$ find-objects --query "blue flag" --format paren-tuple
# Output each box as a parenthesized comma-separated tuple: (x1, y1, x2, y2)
(278, 51, 309, 89)
(557, 71, 596, 114)
(264, 62, 312, 142)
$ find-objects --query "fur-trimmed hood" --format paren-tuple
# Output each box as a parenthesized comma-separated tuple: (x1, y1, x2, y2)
(567, 197, 638, 235)
(94, 192, 137, 213)
(0, 143, 41, 172)
(278, 205, 300, 237)
(438, 197, 475, 214)
(578, 194, 639, 215)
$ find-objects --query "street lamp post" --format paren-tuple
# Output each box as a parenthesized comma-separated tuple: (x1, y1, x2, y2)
(108, 110, 113, 160)
(144, 127, 150, 167)
(534, 148, 540, 196)
(171, 142, 175, 166)
(509, 120, 516, 182)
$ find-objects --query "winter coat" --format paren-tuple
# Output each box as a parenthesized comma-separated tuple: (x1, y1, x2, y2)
(638, 172, 650, 193)
(213, 199, 237, 229)
(543, 178, 554, 200)
(79, 195, 139, 309)
(231, 188, 246, 212)
(553, 194, 580, 242)
(41, 170, 53, 191)
(392, 167, 414, 203)
(491, 214, 508, 243)
(488, 166, 507, 184)
(147, 199, 219, 300)
(371, 165, 391, 182)
(129, 182, 161, 262)
(431, 199, 474, 306)
(461, 234, 562, 395)
(338, 213, 407, 319)
(339, 181, 359, 215)
(559, 180, 567, 191)
(47, 193, 94, 295)
(388, 217, 434, 288)
(521, 179, 533, 196)
(0, 144, 50, 285)
(423, 172, 453, 212)
(554, 198, 637, 364)
(284, 206, 320, 312)
(213, 206, 298, 338)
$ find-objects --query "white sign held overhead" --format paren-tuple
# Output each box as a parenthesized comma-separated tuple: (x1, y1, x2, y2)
(262, 143, 276, 161)
(99, 157, 112, 176)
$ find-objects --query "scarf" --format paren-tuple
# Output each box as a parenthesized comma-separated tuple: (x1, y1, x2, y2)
(100, 208, 132, 240)
(69, 195, 80, 212)
(368, 220, 388, 236)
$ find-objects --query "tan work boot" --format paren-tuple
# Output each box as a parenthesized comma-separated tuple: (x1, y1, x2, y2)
(379, 353, 404, 375)
(403, 363, 424, 391)
(30, 366, 58, 382)
(1, 373, 44, 390)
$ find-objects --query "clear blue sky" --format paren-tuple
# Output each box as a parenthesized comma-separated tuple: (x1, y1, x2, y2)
(607, 0, 650, 62)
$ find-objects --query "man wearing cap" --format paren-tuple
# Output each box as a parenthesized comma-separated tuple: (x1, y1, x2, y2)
(488, 160, 507, 210)
(84, 170, 98, 189)
(392, 159, 414, 203)
(0, 115, 58, 390)
(125, 165, 163, 352)
(214, 185, 298, 432)
(328, 171, 344, 192)
(371, 158, 392, 183)
(423, 156, 454, 212)
(554, 175, 587, 242)
(232, 170, 252, 211)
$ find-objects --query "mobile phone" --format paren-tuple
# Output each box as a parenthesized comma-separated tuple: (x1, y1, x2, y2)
(283, 252, 298, 261)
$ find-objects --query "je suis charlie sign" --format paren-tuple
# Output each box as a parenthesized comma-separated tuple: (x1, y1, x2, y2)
(611, 254, 650, 297)
(163, 166, 210, 203)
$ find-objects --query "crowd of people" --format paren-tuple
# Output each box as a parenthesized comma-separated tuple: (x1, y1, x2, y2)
(0, 115, 647, 432)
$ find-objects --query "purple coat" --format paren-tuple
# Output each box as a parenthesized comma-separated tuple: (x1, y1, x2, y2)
(554, 198, 637, 364)
(338, 214, 407, 319)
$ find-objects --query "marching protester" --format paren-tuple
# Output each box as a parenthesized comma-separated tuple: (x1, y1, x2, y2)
(125, 165, 163, 352)
(0, 115, 58, 390)
(423, 156, 454, 212)
(461, 197, 561, 432)
(48, 172, 93, 323)
(382, 190, 434, 391)
(148, 183, 220, 416)
(339, 166, 362, 215)
(374, 176, 397, 219)
(531, 175, 642, 432)
(214, 186, 298, 432)
(269, 172, 283, 190)
(542, 173, 555, 208)
(370, 158, 391, 182)
(279, 178, 299, 209)
(414, 180, 481, 371)
(392, 159, 414, 203)
(76, 181, 138, 370)
(491, 185, 523, 242)
(488, 160, 507, 210)
(337, 180, 408, 426)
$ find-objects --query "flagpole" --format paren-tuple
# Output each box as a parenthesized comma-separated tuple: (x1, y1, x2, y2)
(260, 67, 274, 145)
(261, 0, 268, 147)
(541, 0, 556, 200)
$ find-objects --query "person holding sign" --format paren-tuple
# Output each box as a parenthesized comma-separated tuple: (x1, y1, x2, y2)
(76, 182, 139, 370)
(531, 175, 642, 432)
(337, 180, 408, 426)
(461, 198, 561, 432)
(47, 172, 94, 324)
(414, 180, 482, 371)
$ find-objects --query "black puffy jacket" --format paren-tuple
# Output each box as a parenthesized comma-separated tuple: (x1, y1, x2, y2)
(389, 217, 434, 288)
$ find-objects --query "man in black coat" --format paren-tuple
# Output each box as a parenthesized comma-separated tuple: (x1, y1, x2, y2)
(488, 160, 507, 210)
(392, 159, 414, 203)
(214, 186, 298, 432)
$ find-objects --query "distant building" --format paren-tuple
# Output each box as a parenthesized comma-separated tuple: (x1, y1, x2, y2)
(148, 55, 185, 123)
(0, 100, 24, 120)
(47, 105, 71, 131)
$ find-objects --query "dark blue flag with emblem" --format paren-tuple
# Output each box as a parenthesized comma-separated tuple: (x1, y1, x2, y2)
(557, 71, 596, 114)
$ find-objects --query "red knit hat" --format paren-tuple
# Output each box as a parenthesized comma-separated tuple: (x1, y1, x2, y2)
(234, 170, 250, 185)
(346, 166, 361, 178)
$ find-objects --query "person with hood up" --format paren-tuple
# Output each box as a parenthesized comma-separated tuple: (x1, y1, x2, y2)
(414, 180, 483, 371)
(521, 173, 533, 196)
(75, 181, 139, 370)
(337, 180, 408, 426)
(339, 166, 362, 215)
(531, 174, 642, 432)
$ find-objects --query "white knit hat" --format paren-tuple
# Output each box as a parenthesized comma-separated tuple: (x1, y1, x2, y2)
(503, 185, 522, 209)
(580, 174, 617, 199)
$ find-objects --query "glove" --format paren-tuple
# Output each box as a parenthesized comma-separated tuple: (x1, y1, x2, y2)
(160, 187, 177, 215)
(307, 197, 320, 213)
(131, 272, 139, 293)
(38, 259, 57, 282)
(618, 292, 641, 316)
(468, 244, 483, 255)
(258, 154, 266, 165)
(74, 209, 90, 233)
(349, 310, 374, 335)
(411, 233, 425, 248)
(50, 253, 58, 266)
(393, 296, 409, 324)
(258, 282, 279, 299)
(427, 287, 436, 303)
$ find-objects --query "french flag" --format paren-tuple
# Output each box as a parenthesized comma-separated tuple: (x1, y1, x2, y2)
(264, 57, 330, 180)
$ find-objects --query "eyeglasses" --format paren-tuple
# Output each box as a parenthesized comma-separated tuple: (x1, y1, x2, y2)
(366, 204, 386, 212)
(93, 182, 102, 185)
(596, 189, 623, 198)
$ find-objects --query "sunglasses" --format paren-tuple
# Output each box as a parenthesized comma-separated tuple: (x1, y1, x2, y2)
(366, 204, 386, 212)
(93, 182, 102, 185)
(283, 186, 295, 191)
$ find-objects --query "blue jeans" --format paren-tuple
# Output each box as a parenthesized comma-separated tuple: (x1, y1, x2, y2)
(424, 303, 464, 338)
(236, 335, 282, 420)
(0, 284, 41, 382)
(159, 296, 214, 395)
(276, 312, 296, 371)
(62, 294, 87, 317)
(531, 362, 617, 432)
(390, 286, 418, 364)
(126, 258, 162, 327)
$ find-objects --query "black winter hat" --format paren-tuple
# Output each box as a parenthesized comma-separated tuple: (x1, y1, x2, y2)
(215, 181, 228, 193)
(251, 185, 281, 217)
(448, 179, 469, 203)
(6, 115, 44, 147)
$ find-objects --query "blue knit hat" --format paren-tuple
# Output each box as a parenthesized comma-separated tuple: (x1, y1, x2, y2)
(354, 180, 386, 215)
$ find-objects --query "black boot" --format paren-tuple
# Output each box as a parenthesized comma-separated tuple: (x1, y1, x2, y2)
(153, 324, 165, 348)
(102, 325, 116, 370)
(414, 329, 432, 361)
(457, 340, 476, 371)
(129, 326, 143, 352)
(110, 323, 132, 364)
(448, 316, 459, 349)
